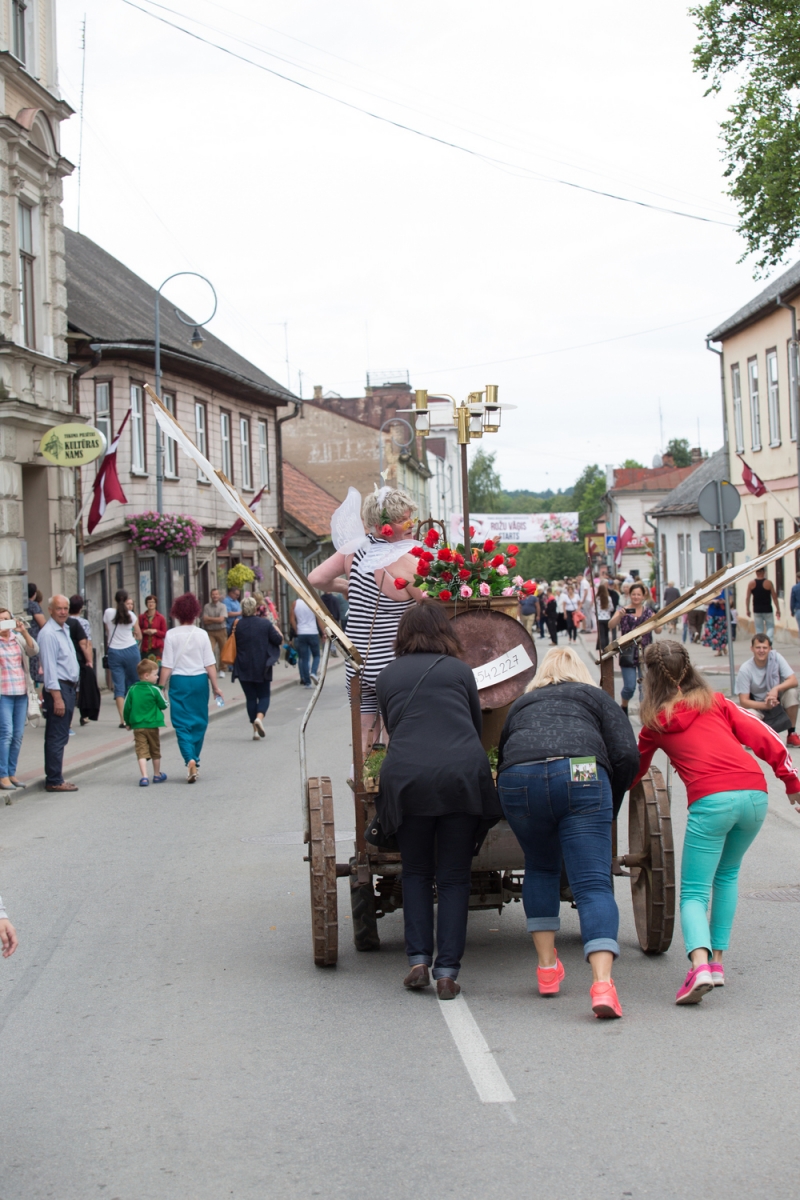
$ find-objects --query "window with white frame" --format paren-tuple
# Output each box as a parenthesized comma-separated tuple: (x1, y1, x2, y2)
(790, 339, 799, 442)
(18, 202, 35, 349)
(163, 392, 178, 477)
(12, 1, 27, 65)
(258, 419, 269, 489)
(240, 416, 252, 489)
(686, 534, 692, 583)
(731, 363, 744, 452)
(95, 380, 112, 451)
(220, 410, 232, 481)
(748, 357, 761, 450)
(677, 534, 685, 589)
(195, 400, 209, 482)
(130, 384, 146, 473)
(766, 349, 781, 446)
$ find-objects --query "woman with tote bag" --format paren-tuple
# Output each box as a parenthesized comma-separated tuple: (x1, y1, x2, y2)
(159, 594, 223, 784)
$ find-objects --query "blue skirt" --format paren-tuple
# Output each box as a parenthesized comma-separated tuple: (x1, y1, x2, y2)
(169, 673, 209, 766)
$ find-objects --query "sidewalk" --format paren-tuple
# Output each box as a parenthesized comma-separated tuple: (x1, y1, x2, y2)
(6, 656, 344, 801)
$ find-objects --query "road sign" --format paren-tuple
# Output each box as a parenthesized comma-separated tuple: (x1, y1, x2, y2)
(697, 479, 741, 526)
(605, 535, 617, 552)
(39, 423, 107, 466)
(699, 528, 746, 554)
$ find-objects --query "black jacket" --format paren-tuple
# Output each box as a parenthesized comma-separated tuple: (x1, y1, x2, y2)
(232, 615, 283, 683)
(497, 681, 639, 814)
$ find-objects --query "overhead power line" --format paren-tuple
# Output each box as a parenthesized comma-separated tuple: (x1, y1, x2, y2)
(120, 0, 736, 229)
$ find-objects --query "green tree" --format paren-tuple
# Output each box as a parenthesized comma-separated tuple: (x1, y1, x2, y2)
(572, 464, 607, 536)
(468, 447, 502, 511)
(620, 458, 644, 469)
(665, 437, 693, 466)
(691, 1, 800, 272)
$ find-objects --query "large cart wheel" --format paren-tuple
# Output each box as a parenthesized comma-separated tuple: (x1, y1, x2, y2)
(349, 859, 381, 952)
(626, 766, 675, 954)
(307, 777, 338, 966)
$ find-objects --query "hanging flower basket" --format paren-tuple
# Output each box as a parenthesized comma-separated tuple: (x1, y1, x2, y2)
(227, 563, 255, 590)
(128, 512, 204, 556)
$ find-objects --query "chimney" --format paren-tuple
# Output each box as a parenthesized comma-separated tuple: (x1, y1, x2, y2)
(313, 385, 323, 401)
(690, 446, 703, 463)
(662, 453, 675, 468)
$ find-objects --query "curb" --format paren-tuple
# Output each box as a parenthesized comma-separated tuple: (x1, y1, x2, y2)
(4, 659, 344, 803)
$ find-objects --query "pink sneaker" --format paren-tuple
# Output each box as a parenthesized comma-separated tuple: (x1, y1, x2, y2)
(675, 964, 714, 1005)
(590, 979, 622, 1018)
(709, 962, 725, 987)
(537, 957, 565, 996)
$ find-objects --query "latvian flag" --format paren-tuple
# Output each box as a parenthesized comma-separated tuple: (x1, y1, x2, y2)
(88, 410, 130, 533)
(614, 517, 635, 565)
(738, 455, 767, 497)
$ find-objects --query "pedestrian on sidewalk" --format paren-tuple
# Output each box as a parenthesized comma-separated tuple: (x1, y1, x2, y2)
(496, 646, 639, 1019)
(519, 589, 537, 637)
(224, 586, 242, 636)
(730, 605, 738, 641)
(608, 581, 652, 715)
(67, 596, 100, 726)
(702, 593, 729, 656)
(0, 891, 17, 959)
(375, 603, 501, 999)
(290, 596, 325, 688)
(139, 595, 166, 665)
(544, 590, 559, 645)
(595, 582, 618, 651)
(123, 658, 168, 787)
(663, 581, 681, 632)
(159, 593, 223, 784)
(231, 596, 283, 740)
(746, 567, 779, 641)
(201, 588, 228, 677)
(635, 640, 800, 1005)
(735, 633, 800, 747)
(790, 572, 800, 639)
(104, 590, 142, 728)
(37, 594, 80, 793)
(0, 608, 38, 791)
(25, 583, 45, 692)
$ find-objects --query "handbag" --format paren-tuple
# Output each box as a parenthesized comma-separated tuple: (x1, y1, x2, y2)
(221, 629, 237, 667)
(618, 642, 637, 669)
(102, 620, 123, 670)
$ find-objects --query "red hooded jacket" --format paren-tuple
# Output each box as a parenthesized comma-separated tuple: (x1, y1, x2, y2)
(633, 693, 800, 806)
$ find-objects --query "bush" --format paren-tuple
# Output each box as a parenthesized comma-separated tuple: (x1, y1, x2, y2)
(227, 563, 255, 590)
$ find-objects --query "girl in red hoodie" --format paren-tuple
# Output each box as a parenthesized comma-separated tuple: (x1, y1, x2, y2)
(634, 640, 800, 1005)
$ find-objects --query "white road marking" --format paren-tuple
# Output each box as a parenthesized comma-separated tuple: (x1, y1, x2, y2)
(436, 992, 516, 1104)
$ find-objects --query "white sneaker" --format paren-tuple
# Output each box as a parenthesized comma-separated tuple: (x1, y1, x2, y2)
(310, 672, 319, 684)
(252, 725, 260, 740)
(254, 716, 266, 738)
(218, 670, 226, 678)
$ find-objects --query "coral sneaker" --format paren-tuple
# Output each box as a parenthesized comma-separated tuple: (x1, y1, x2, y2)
(590, 979, 622, 1018)
(709, 962, 725, 987)
(675, 964, 714, 1005)
(537, 957, 565, 996)
(787, 732, 800, 747)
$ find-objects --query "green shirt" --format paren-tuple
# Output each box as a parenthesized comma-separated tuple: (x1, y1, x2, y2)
(123, 681, 167, 729)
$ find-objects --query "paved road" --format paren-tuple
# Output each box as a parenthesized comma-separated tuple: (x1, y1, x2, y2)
(1, 669, 799, 1198)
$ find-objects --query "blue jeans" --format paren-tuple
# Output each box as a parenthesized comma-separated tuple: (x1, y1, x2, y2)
(680, 789, 767, 956)
(43, 680, 77, 786)
(240, 679, 272, 723)
(620, 662, 643, 703)
(296, 634, 320, 686)
(107, 644, 140, 699)
(395, 813, 481, 979)
(498, 760, 619, 959)
(753, 613, 775, 640)
(0, 693, 27, 778)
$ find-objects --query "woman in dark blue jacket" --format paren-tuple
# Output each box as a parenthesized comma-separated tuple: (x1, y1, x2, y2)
(232, 597, 283, 739)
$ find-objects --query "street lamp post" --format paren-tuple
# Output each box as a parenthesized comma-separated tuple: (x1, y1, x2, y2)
(154, 272, 217, 611)
(378, 417, 415, 486)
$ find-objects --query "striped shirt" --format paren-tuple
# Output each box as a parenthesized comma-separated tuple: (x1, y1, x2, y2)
(0, 635, 28, 696)
(346, 536, 414, 687)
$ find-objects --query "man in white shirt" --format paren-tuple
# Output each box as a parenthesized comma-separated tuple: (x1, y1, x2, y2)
(290, 597, 326, 687)
(37, 594, 80, 792)
(736, 633, 800, 747)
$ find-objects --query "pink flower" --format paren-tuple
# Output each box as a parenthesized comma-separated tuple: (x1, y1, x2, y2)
(496, 564, 508, 576)
(460, 585, 473, 598)
(512, 575, 523, 586)
(479, 582, 491, 596)
(502, 586, 515, 596)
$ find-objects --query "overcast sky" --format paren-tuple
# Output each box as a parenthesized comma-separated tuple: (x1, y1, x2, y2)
(55, 0, 775, 492)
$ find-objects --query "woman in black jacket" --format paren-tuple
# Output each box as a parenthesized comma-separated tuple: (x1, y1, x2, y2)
(497, 646, 638, 1019)
(232, 597, 284, 739)
(375, 603, 501, 999)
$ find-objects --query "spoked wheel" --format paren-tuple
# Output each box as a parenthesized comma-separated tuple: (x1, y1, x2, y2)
(624, 766, 675, 954)
(307, 776, 338, 966)
(349, 858, 380, 951)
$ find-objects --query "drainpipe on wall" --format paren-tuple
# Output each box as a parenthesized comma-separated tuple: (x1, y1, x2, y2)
(777, 297, 800, 532)
(275, 398, 302, 636)
(706, 338, 727, 462)
(70, 349, 103, 597)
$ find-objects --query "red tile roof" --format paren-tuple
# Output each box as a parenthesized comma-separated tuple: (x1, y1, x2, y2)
(283, 461, 340, 538)
(612, 464, 699, 493)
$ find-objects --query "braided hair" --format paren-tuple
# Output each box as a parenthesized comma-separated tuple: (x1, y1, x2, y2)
(639, 638, 712, 730)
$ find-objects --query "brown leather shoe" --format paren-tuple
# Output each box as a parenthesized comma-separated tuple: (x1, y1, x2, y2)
(436, 977, 461, 1000)
(403, 964, 430, 989)
(45, 782, 79, 792)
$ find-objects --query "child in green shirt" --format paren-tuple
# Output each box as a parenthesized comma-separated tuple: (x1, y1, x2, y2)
(123, 659, 168, 786)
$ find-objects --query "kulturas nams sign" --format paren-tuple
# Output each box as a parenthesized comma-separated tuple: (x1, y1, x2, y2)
(39, 423, 107, 466)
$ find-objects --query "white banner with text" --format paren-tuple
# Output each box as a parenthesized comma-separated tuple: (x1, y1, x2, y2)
(450, 512, 579, 545)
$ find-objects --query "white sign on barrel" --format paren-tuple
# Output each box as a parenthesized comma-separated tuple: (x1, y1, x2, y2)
(473, 644, 534, 691)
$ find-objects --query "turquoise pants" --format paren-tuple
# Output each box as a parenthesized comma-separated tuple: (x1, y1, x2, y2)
(680, 789, 768, 957)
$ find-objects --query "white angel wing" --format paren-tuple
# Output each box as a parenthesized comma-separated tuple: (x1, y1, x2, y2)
(330, 487, 367, 555)
(352, 538, 421, 576)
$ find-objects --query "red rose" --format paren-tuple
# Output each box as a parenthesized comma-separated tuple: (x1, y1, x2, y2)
(380, 524, 394, 538)
(483, 539, 495, 552)
(437, 547, 452, 562)
(393, 577, 408, 590)
(490, 554, 504, 567)
(469, 526, 476, 537)
(454, 552, 465, 566)
(416, 561, 430, 577)
(421, 550, 435, 562)
(507, 557, 517, 567)
(410, 546, 424, 557)
(438, 589, 452, 601)
(506, 544, 519, 555)
(459, 568, 472, 580)
(424, 528, 440, 546)
(441, 571, 453, 582)
(522, 579, 536, 594)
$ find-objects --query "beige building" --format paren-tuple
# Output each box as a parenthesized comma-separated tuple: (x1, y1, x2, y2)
(708, 261, 800, 638)
(0, 0, 75, 611)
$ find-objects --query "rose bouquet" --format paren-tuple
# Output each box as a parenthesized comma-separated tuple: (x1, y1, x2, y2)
(128, 511, 204, 556)
(395, 526, 536, 601)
